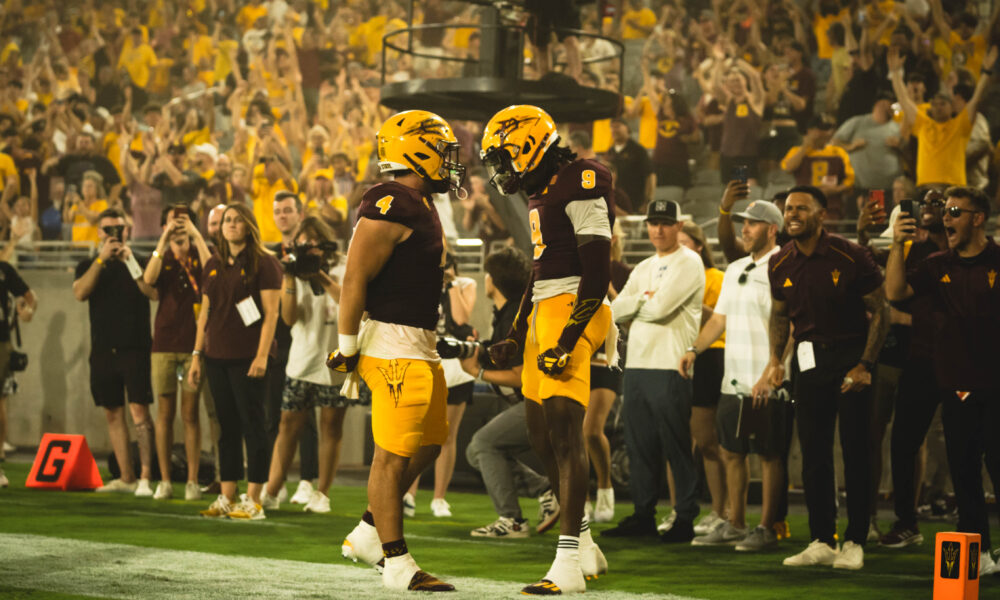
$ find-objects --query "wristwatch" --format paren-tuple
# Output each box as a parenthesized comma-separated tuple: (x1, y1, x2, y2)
(859, 359, 874, 371)
(686, 345, 699, 355)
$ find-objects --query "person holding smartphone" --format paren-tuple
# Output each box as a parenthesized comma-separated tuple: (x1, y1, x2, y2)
(189, 203, 282, 520)
(143, 205, 212, 501)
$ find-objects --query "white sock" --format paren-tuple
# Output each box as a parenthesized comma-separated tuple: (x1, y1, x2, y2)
(596, 487, 614, 504)
(579, 518, 594, 548)
(553, 535, 580, 565)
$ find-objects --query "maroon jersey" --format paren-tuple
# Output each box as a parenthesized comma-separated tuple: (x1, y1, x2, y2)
(527, 159, 615, 282)
(356, 181, 444, 330)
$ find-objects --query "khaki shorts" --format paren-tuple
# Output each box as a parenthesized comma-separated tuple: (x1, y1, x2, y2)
(151, 352, 202, 398)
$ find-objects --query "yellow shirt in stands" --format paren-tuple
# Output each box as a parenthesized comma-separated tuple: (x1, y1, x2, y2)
(72, 199, 109, 244)
(103, 132, 124, 179)
(251, 164, 298, 243)
(813, 9, 849, 60)
(183, 127, 211, 148)
(186, 34, 215, 70)
(948, 31, 987, 77)
(913, 110, 973, 186)
(118, 43, 158, 89)
(780, 144, 855, 188)
(624, 96, 658, 150)
(0, 152, 17, 193)
(237, 4, 269, 32)
(704, 267, 725, 348)
(592, 119, 612, 154)
(621, 8, 656, 40)
(865, 0, 899, 47)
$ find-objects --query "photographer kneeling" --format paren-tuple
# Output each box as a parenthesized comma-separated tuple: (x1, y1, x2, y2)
(261, 216, 356, 513)
(457, 248, 560, 538)
(886, 186, 1000, 575)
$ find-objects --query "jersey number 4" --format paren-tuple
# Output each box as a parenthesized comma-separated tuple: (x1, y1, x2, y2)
(376, 195, 394, 215)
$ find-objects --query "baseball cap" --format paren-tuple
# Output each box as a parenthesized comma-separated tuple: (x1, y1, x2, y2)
(733, 200, 783, 228)
(193, 143, 218, 160)
(645, 200, 680, 224)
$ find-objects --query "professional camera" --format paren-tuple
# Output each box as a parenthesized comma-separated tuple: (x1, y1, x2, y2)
(436, 337, 482, 360)
(282, 241, 339, 294)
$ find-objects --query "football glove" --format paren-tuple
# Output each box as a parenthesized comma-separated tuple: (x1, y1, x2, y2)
(326, 349, 359, 373)
(487, 338, 520, 369)
(537, 345, 571, 376)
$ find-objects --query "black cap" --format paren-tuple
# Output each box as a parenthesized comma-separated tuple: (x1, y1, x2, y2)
(645, 200, 680, 224)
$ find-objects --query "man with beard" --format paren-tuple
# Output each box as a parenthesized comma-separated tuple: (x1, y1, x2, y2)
(885, 186, 1000, 576)
(763, 185, 888, 571)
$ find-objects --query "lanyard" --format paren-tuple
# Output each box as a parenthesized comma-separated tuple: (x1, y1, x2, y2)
(177, 254, 200, 298)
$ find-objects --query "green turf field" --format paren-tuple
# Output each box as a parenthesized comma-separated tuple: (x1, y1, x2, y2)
(0, 461, 996, 599)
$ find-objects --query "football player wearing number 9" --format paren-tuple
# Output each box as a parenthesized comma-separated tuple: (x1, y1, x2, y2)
(327, 110, 464, 592)
(481, 105, 614, 595)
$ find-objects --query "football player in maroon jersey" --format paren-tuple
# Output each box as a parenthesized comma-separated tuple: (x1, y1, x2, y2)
(482, 104, 614, 595)
(327, 110, 464, 592)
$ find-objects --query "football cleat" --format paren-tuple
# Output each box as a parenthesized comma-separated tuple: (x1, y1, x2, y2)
(580, 541, 608, 580)
(408, 571, 456, 592)
(342, 520, 384, 570)
(521, 579, 564, 596)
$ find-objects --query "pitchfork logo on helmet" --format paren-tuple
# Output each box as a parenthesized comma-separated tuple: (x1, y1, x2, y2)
(480, 105, 559, 195)
(376, 110, 465, 194)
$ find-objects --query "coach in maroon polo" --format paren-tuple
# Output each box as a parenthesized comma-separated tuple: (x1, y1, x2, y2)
(759, 185, 888, 571)
(885, 186, 1000, 574)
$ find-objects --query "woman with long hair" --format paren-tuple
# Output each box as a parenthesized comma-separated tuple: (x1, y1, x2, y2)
(189, 203, 282, 520)
(261, 216, 358, 513)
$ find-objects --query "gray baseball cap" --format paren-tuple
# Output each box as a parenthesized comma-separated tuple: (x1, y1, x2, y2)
(733, 200, 783, 228)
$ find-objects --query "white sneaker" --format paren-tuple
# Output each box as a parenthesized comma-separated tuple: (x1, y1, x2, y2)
(199, 494, 234, 518)
(402, 492, 416, 517)
(978, 550, 997, 576)
(536, 489, 560, 533)
(2, 441, 14, 452)
(694, 511, 724, 535)
(227, 495, 266, 520)
(430, 498, 451, 517)
(783, 540, 840, 567)
(134, 479, 154, 498)
(277, 485, 289, 503)
(304, 490, 331, 513)
(866, 521, 882, 543)
(96, 479, 138, 493)
(153, 481, 173, 500)
(657, 510, 677, 533)
(593, 488, 615, 523)
(185, 481, 201, 501)
(290, 480, 313, 504)
(471, 516, 530, 538)
(833, 541, 864, 570)
(0, 467, 8, 488)
(342, 520, 384, 568)
(261, 489, 280, 510)
(691, 521, 748, 546)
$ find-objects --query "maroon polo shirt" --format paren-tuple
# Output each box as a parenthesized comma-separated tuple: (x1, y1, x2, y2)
(152, 251, 204, 353)
(908, 239, 1000, 392)
(769, 230, 883, 344)
(201, 249, 282, 361)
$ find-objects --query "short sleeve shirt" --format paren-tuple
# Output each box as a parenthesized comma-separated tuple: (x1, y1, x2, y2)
(769, 231, 883, 344)
(908, 240, 1000, 391)
(75, 256, 152, 352)
(151, 251, 204, 353)
(0, 262, 29, 342)
(201, 250, 282, 360)
(913, 110, 973, 186)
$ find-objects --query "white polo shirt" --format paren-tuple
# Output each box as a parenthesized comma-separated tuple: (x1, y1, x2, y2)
(611, 245, 705, 371)
(713, 247, 780, 394)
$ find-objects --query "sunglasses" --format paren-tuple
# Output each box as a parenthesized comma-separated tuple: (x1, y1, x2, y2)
(945, 206, 979, 218)
(738, 262, 757, 285)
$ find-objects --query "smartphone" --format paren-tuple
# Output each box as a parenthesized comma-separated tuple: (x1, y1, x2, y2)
(172, 206, 184, 219)
(870, 190, 885, 223)
(899, 199, 918, 233)
(732, 164, 748, 184)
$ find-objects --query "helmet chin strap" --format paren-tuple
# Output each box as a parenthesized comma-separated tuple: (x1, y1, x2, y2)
(454, 185, 468, 201)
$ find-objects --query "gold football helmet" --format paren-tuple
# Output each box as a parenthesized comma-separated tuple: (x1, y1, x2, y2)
(376, 110, 465, 193)
(480, 105, 558, 195)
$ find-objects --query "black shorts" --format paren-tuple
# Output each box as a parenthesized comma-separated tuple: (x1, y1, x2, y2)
(590, 364, 622, 394)
(447, 380, 474, 406)
(716, 393, 791, 457)
(691, 348, 724, 408)
(525, 0, 581, 46)
(90, 348, 154, 409)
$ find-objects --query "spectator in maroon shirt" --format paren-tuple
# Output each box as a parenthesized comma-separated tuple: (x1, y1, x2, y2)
(761, 185, 888, 570)
(143, 205, 212, 501)
(189, 203, 282, 519)
(886, 186, 1000, 569)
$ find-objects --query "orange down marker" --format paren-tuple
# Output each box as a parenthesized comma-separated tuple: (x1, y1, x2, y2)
(25, 433, 104, 491)
(933, 532, 980, 600)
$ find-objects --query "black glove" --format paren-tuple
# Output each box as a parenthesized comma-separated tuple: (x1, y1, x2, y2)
(326, 349, 359, 373)
(537, 345, 571, 376)
(488, 338, 520, 369)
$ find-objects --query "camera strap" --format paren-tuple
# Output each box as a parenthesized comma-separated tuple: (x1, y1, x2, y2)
(10, 298, 21, 349)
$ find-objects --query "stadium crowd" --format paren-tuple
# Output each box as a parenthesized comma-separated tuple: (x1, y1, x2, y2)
(0, 0, 999, 591)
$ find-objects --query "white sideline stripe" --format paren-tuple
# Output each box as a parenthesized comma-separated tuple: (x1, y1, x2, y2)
(0, 533, 704, 600)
